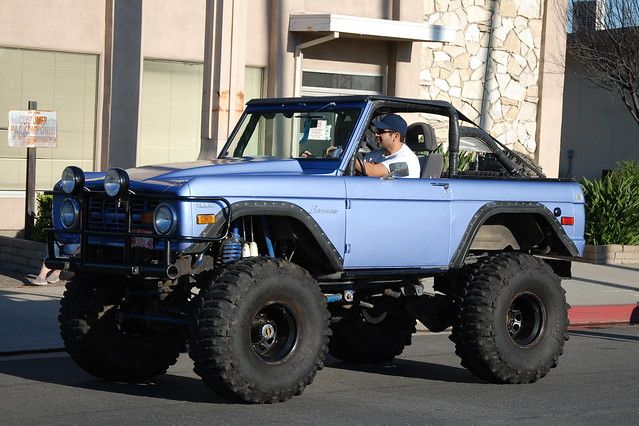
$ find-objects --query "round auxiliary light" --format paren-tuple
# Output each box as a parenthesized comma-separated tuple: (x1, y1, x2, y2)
(60, 198, 80, 229)
(60, 166, 85, 195)
(104, 168, 129, 197)
(154, 203, 177, 235)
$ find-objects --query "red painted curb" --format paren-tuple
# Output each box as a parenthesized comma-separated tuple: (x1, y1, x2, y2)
(568, 304, 639, 325)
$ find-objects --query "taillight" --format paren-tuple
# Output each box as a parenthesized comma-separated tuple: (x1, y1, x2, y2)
(561, 216, 574, 226)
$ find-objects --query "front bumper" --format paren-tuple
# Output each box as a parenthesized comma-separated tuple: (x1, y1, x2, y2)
(45, 190, 231, 278)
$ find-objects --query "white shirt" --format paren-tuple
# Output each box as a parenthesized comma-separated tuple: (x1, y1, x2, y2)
(364, 144, 421, 178)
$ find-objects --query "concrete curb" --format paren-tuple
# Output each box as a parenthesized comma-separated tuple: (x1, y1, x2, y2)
(568, 304, 639, 326)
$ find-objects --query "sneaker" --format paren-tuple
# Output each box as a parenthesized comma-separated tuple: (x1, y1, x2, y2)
(30, 276, 48, 286)
(46, 275, 60, 284)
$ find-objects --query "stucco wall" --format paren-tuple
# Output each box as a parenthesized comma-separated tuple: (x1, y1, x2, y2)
(0, 0, 105, 54)
(560, 55, 639, 180)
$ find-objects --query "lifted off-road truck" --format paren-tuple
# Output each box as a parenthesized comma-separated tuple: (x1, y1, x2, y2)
(47, 96, 585, 403)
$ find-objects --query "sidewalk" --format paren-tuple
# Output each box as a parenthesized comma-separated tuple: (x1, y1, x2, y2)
(0, 261, 637, 353)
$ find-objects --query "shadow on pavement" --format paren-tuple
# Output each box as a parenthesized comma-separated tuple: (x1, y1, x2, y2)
(0, 355, 230, 404)
(569, 327, 639, 342)
(326, 356, 482, 384)
(0, 290, 64, 353)
(602, 264, 639, 273)
(0, 269, 36, 287)
(569, 275, 639, 293)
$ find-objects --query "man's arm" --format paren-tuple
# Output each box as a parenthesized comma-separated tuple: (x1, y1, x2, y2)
(354, 159, 389, 177)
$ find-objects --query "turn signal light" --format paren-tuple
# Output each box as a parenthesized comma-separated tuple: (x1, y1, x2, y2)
(561, 216, 574, 226)
(141, 212, 154, 224)
(197, 214, 216, 225)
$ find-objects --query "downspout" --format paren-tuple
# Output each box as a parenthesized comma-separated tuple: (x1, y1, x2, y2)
(479, 0, 499, 130)
(293, 32, 340, 97)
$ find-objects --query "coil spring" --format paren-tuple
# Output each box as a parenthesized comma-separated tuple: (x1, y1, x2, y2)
(221, 227, 242, 263)
(221, 241, 242, 263)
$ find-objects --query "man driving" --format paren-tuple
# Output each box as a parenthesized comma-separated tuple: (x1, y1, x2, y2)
(355, 114, 421, 178)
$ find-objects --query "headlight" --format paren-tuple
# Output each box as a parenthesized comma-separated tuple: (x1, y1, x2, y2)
(60, 166, 85, 194)
(154, 203, 177, 235)
(104, 168, 129, 197)
(60, 199, 80, 229)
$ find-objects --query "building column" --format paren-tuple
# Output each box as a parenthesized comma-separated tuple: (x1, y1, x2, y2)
(101, 0, 143, 170)
(200, 0, 247, 159)
(535, 0, 568, 178)
(267, 0, 297, 98)
(388, 0, 421, 97)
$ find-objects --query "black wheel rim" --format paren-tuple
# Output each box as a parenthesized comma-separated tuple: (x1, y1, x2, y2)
(250, 302, 299, 364)
(507, 292, 546, 347)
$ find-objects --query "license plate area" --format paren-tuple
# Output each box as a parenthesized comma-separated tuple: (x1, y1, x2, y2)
(131, 228, 154, 249)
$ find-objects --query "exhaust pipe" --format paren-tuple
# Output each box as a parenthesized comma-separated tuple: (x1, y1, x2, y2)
(166, 264, 180, 279)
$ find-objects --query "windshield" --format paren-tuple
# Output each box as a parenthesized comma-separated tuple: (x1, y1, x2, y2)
(220, 105, 362, 160)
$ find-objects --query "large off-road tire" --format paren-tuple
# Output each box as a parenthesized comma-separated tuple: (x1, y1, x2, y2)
(59, 274, 184, 382)
(329, 296, 416, 363)
(451, 253, 569, 383)
(190, 257, 330, 403)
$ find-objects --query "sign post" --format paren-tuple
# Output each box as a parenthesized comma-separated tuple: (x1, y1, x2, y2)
(25, 101, 37, 240)
(7, 102, 57, 240)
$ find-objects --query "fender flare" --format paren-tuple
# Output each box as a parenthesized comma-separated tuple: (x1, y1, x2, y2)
(450, 201, 579, 268)
(202, 200, 344, 271)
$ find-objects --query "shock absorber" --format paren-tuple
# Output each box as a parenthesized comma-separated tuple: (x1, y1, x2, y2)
(221, 226, 242, 263)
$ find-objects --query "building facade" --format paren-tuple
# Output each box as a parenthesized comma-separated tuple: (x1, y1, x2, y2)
(0, 0, 567, 231)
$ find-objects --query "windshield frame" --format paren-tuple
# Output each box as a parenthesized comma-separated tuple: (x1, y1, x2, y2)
(218, 100, 368, 164)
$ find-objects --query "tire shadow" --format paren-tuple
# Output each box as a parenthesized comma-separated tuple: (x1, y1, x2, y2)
(325, 355, 483, 384)
(0, 354, 231, 404)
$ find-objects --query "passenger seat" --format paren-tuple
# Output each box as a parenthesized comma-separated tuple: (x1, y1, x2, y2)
(405, 122, 443, 178)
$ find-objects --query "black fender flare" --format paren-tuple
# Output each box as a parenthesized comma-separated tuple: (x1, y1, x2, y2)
(201, 200, 343, 271)
(450, 202, 579, 268)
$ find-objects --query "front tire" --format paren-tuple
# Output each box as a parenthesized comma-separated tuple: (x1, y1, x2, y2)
(190, 257, 330, 403)
(451, 253, 569, 383)
(329, 296, 416, 363)
(59, 274, 184, 382)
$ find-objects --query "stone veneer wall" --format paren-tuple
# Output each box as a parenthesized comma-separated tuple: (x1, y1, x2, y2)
(420, 0, 544, 156)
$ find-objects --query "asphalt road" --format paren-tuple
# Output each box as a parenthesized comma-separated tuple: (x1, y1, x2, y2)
(1, 326, 637, 425)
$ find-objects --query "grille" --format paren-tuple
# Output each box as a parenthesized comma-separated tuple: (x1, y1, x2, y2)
(87, 195, 159, 233)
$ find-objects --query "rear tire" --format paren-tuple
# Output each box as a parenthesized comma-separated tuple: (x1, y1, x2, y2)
(190, 257, 330, 403)
(329, 297, 416, 363)
(59, 274, 183, 382)
(451, 253, 568, 383)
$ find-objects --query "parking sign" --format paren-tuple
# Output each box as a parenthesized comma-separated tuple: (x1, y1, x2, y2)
(8, 110, 57, 148)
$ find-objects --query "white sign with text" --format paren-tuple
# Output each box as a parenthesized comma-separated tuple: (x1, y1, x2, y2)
(8, 110, 57, 148)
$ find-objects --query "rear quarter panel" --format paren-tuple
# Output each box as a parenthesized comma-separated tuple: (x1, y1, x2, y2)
(448, 179, 586, 262)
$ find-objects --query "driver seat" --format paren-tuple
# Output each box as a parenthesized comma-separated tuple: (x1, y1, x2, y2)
(405, 123, 443, 178)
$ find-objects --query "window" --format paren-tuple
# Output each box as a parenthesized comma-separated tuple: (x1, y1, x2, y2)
(222, 105, 361, 160)
(138, 63, 265, 165)
(138, 60, 204, 166)
(0, 47, 98, 191)
(302, 71, 383, 96)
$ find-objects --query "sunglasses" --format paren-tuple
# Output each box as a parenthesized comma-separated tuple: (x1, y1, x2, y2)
(375, 129, 397, 135)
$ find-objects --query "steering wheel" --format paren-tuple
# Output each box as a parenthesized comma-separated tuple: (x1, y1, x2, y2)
(361, 128, 378, 152)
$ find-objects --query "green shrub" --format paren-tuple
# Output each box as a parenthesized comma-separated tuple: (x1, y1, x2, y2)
(610, 160, 639, 187)
(32, 193, 52, 243)
(435, 144, 476, 171)
(580, 161, 639, 245)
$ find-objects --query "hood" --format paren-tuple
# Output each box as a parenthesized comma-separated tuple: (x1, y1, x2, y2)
(122, 158, 305, 187)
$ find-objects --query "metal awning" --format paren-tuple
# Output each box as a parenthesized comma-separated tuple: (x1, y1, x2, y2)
(289, 13, 455, 43)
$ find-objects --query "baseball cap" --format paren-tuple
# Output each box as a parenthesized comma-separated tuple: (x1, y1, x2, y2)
(371, 114, 408, 136)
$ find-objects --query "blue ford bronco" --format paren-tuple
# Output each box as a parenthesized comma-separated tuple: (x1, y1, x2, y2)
(47, 96, 585, 403)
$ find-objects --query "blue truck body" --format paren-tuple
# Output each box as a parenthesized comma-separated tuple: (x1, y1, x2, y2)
(48, 95, 587, 403)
